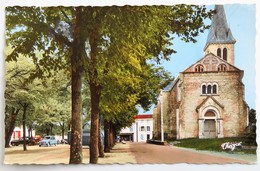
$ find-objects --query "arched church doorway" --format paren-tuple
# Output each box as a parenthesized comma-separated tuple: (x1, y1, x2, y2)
(204, 111, 217, 138)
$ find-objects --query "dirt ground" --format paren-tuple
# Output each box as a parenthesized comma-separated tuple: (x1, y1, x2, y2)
(4, 143, 136, 165)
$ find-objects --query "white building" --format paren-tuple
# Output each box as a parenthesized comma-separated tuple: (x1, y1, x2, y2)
(120, 114, 153, 142)
(11, 126, 36, 141)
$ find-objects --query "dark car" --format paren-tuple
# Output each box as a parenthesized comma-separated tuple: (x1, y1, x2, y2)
(11, 137, 36, 146)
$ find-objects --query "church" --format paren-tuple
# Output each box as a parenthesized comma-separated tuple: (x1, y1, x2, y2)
(153, 5, 249, 140)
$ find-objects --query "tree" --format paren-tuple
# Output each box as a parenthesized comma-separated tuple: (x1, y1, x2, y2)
(245, 109, 257, 145)
(6, 5, 213, 163)
(6, 7, 84, 163)
(5, 54, 44, 150)
(5, 49, 71, 148)
(4, 106, 20, 148)
(33, 70, 71, 138)
(81, 6, 212, 163)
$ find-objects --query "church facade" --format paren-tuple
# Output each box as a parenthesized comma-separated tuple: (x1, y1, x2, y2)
(153, 5, 249, 140)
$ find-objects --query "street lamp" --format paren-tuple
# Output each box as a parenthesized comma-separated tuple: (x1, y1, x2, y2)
(158, 90, 164, 142)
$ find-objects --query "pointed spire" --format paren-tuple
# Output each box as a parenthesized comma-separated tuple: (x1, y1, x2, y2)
(204, 5, 236, 50)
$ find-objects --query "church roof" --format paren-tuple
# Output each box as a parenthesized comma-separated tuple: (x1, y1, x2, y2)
(204, 5, 236, 50)
(162, 81, 175, 91)
(182, 53, 242, 73)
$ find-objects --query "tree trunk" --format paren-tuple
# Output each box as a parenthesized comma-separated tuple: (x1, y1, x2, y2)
(5, 107, 20, 148)
(104, 119, 110, 152)
(69, 64, 82, 164)
(109, 122, 114, 149)
(46, 126, 50, 135)
(98, 116, 104, 157)
(89, 21, 101, 164)
(21, 103, 29, 151)
(28, 126, 31, 138)
(89, 79, 101, 163)
(69, 7, 84, 164)
(60, 122, 65, 140)
(50, 123, 53, 135)
(109, 123, 117, 148)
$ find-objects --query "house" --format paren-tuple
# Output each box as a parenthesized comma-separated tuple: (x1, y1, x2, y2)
(153, 5, 248, 140)
(11, 126, 36, 141)
(120, 114, 153, 142)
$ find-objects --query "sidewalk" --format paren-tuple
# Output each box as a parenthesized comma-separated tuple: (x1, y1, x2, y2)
(98, 142, 136, 164)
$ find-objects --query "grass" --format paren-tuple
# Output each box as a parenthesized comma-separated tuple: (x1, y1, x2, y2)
(171, 137, 257, 154)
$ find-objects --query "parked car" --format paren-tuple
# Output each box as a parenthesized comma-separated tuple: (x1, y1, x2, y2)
(39, 136, 57, 147)
(11, 137, 36, 146)
(33, 135, 42, 144)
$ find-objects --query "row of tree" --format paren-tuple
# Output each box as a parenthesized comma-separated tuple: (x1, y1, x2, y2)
(5, 5, 213, 163)
(4, 54, 71, 150)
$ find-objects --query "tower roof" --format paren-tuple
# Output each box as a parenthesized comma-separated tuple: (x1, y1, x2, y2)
(204, 5, 236, 50)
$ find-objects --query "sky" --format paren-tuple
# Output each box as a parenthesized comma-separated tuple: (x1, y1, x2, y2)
(0, 1, 259, 171)
(139, 4, 256, 114)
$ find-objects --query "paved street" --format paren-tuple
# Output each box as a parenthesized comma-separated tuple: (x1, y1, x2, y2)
(4, 142, 256, 165)
(130, 142, 255, 164)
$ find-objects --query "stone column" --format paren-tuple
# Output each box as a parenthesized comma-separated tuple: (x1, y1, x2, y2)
(198, 118, 204, 138)
(217, 118, 224, 138)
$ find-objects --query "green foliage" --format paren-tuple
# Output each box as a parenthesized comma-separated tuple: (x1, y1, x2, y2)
(5, 50, 71, 136)
(244, 109, 257, 146)
(249, 109, 256, 124)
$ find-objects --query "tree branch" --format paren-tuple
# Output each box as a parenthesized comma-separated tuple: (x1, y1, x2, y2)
(49, 26, 72, 47)
(59, 8, 72, 26)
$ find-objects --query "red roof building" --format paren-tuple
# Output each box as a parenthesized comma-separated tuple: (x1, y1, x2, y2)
(120, 114, 153, 142)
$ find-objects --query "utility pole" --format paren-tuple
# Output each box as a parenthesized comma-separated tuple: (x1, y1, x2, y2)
(159, 90, 164, 142)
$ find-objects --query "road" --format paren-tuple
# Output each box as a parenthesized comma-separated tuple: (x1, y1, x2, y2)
(129, 142, 252, 164)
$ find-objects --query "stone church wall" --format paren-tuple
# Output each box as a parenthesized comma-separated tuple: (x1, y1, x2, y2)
(175, 71, 247, 139)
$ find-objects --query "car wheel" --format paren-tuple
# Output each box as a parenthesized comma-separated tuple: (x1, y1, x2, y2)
(39, 145, 41, 147)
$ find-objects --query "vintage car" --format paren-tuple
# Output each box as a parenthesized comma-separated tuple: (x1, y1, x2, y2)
(11, 137, 36, 146)
(39, 136, 57, 147)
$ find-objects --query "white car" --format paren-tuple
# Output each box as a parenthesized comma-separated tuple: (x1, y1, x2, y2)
(39, 136, 57, 147)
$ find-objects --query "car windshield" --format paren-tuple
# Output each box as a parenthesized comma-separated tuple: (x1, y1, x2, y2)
(44, 137, 51, 139)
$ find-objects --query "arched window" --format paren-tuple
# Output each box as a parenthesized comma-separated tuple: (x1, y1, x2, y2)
(205, 111, 216, 117)
(213, 84, 217, 94)
(223, 48, 227, 61)
(202, 85, 206, 94)
(217, 48, 221, 57)
(195, 64, 204, 72)
(201, 83, 218, 95)
(207, 85, 212, 94)
(217, 64, 227, 72)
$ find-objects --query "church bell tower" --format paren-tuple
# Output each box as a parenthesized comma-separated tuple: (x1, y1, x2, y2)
(204, 5, 236, 65)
